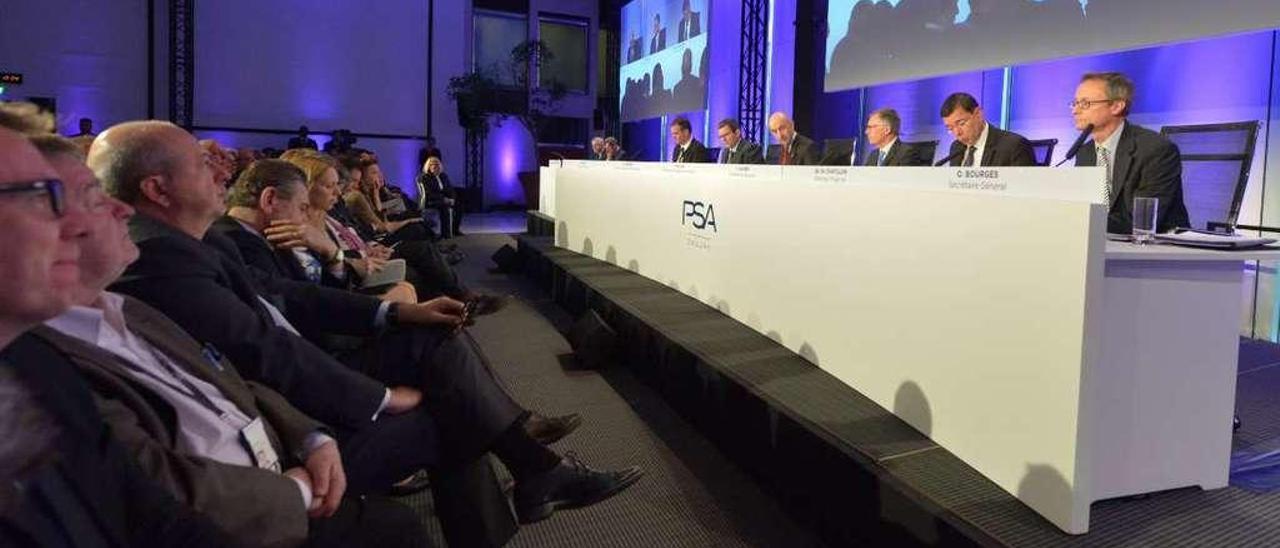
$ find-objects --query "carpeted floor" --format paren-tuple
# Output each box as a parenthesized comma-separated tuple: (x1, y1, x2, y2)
(397, 225, 822, 547)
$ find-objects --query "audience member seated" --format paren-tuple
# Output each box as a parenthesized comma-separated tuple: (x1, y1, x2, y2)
(301, 153, 492, 306)
(222, 159, 417, 304)
(90, 121, 643, 533)
(416, 157, 464, 238)
(0, 111, 234, 547)
(28, 132, 427, 547)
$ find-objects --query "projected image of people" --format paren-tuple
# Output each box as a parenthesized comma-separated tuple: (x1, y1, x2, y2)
(825, 0, 1089, 91)
(619, 0, 711, 122)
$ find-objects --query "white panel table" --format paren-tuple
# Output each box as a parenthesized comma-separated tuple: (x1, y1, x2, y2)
(551, 161, 1280, 533)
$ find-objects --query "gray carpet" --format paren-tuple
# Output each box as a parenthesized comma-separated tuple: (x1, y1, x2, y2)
(400, 230, 821, 547)
(521, 233, 1280, 548)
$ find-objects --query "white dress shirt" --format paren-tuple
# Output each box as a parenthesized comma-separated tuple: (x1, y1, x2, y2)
(969, 123, 991, 167)
(45, 292, 324, 508)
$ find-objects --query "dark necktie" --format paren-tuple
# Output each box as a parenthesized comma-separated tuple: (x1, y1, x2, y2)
(961, 145, 977, 167)
(781, 144, 791, 165)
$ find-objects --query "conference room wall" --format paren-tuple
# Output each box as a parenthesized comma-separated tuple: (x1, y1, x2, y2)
(191, 0, 431, 191)
(0, 0, 148, 135)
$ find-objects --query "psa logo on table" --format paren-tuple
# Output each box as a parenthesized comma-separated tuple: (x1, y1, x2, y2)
(681, 200, 716, 251)
(682, 200, 717, 231)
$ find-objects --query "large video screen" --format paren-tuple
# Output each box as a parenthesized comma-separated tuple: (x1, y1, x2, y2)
(619, 0, 709, 122)
(825, 0, 1280, 92)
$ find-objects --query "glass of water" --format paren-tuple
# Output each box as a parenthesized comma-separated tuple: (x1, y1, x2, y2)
(1132, 196, 1159, 244)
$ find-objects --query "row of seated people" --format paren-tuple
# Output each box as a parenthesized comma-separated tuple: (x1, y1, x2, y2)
(0, 101, 643, 547)
(610, 71, 1189, 235)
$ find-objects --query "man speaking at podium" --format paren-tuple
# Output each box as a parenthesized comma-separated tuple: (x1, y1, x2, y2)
(940, 93, 1035, 167)
(1071, 72, 1189, 234)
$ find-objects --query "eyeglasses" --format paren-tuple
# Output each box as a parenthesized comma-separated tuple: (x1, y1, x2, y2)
(1070, 98, 1116, 110)
(0, 179, 65, 217)
(865, 123, 888, 131)
(943, 116, 973, 133)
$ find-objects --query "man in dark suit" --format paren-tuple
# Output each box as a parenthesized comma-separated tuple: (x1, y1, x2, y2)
(31, 131, 430, 546)
(940, 92, 1036, 167)
(89, 120, 642, 530)
(649, 13, 666, 54)
(863, 108, 930, 166)
(0, 124, 233, 546)
(714, 118, 764, 164)
(669, 116, 709, 163)
(590, 137, 606, 160)
(767, 112, 821, 165)
(677, 0, 701, 41)
(1072, 72, 1189, 234)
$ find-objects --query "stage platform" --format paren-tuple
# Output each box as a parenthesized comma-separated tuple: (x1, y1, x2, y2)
(516, 232, 1280, 547)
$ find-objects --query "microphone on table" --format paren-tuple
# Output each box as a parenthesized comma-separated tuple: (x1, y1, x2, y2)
(933, 148, 965, 167)
(548, 152, 565, 167)
(1054, 124, 1094, 167)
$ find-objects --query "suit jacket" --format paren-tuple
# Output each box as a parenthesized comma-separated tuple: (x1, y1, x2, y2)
(947, 125, 1036, 167)
(864, 141, 930, 167)
(649, 29, 666, 54)
(1, 338, 235, 548)
(111, 214, 386, 431)
(209, 216, 383, 341)
(29, 296, 325, 547)
(672, 138, 709, 163)
(770, 134, 821, 166)
(1077, 122, 1190, 234)
(677, 13, 701, 41)
(722, 141, 764, 164)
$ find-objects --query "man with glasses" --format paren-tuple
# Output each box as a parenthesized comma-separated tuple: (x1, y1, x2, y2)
(715, 119, 763, 164)
(863, 108, 930, 166)
(940, 92, 1035, 167)
(0, 121, 233, 545)
(1072, 72, 1189, 234)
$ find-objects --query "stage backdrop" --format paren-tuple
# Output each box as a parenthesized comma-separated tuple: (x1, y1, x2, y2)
(620, 0, 710, 122)
(824, 0, 1280, 92)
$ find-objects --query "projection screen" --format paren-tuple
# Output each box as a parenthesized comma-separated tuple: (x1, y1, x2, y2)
(825, 0, 1280, 92)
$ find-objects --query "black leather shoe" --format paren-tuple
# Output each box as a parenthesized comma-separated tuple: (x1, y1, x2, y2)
(524, 413, 582, 445)
(513, 454, 643, 524)
(388, 469, 431, 497)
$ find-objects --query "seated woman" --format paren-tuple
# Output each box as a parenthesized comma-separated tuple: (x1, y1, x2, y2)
(416, 156, 465, 239)
(222, 156, 417, 304)
(282, 152, 508, 314)
(344, 159, 437, 244)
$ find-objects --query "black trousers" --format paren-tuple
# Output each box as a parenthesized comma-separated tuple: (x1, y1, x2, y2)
(334, 326, 524, 548)
(395, 240, 467, 300)
(306, 496, 428, 548)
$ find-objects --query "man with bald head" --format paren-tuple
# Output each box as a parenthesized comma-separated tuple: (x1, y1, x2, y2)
(90, 121, 642, 534)
(767, 112, 820, 166)
(0, 119, 232, 545)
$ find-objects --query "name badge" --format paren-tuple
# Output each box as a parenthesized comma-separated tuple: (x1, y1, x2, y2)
(240, 417, 281, 473)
